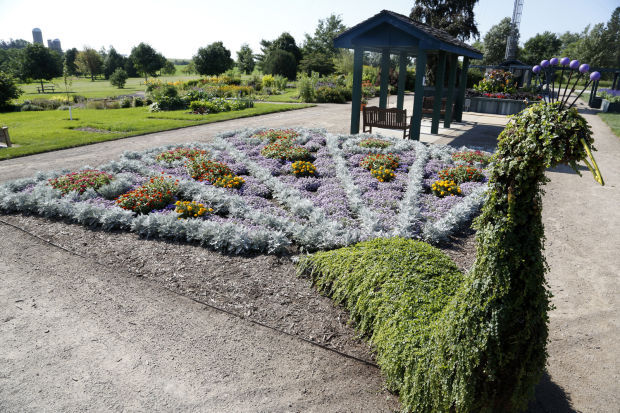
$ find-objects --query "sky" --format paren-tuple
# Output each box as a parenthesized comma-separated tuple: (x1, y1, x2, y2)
(0, 0, 617, 58)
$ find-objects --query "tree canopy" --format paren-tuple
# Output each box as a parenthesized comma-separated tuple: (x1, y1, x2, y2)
(236, 43, 255, 74)
(481, 17, 514, 65)
(20, 43, 62, 88)
(520, 31, 561, 66)
(193, 42, 233, 76)
(76, 48, 104, 81)
(130, 43, 166, 81)
(410, 0, 480, 41)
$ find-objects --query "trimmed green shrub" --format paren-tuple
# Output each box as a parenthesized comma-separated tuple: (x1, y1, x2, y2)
(297, 238, 464, 410)
(110, 67, 128, 89)
(0, 71, 23, 111)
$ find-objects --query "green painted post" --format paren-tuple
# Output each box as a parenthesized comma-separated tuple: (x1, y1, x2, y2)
(410, 50, 427, 140)
(350, 47, 364, 134)
(379, 48, 390, 108)
(397, 51, 407, 110)
(431, 51, 446, 134)
(443, 54, 458, 128)
(454, 56, 470, 122)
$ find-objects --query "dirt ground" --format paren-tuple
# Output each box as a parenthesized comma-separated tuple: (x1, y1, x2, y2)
(1, 100, 618, 412)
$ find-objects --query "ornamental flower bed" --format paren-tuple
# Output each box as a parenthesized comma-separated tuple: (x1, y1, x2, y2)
(49, 169, 114, 195)
(0, 128, 491, 254)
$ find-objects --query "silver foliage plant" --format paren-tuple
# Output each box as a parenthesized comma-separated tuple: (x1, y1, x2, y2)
(0, 127, 491, 254)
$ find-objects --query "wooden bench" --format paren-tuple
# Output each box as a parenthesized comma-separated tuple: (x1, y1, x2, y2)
(36, 85, 55, 93)
(421, 96, 453, 116)
(363, 106, 410, 139)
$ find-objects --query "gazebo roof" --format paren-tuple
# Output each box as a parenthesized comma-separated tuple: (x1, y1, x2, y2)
(334, 10, 483, 59)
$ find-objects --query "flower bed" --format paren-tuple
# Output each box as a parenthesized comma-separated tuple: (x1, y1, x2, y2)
(0, 128, 491, 254)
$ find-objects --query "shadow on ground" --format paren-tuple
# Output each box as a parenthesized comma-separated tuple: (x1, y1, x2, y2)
(447, 122, 505, 150)
(527, 372, 577, 412)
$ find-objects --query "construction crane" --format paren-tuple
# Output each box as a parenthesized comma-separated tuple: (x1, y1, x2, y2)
(505, 0, 524, 61)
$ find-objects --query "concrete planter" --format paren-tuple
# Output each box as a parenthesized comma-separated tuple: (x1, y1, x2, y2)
(601, 99, 620, 113)
(467, 97, 530, 115)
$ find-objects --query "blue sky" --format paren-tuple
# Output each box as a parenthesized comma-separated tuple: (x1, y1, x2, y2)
(0, 0, 617, 58)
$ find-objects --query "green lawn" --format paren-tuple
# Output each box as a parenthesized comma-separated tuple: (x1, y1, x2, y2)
(599, 112, 620, 137)
(259, 88, 302, 103)
(0, 103, 313, 160)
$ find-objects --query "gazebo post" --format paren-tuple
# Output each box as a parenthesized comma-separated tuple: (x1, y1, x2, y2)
(397, 51, 407, 110)
(350, 46, 364, 134)
(409, 49, 427, 140)
(431, 51, 446, 134)
(379, 48, 390, 108)
(443, 54, 458, 128)
(454, 56, 470, 122)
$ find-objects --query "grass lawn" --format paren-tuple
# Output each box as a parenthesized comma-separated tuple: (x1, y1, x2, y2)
(599, 112, 620, 137)
(259, 88, 302, 103)
(0, 103, 313, 160)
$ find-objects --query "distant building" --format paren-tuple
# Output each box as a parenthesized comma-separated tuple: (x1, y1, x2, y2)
(47, 38, 62, 53)
(32, 28, 43, 44)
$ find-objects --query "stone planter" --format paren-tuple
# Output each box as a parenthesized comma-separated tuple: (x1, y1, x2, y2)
(589, 97, 602, 109)
(601, 99, 620, 113)
(466, 97, 531, 115)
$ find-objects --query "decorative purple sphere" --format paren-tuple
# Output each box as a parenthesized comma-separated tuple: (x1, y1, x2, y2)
(550, 57, 559, 66)
(569, 60, 580, 70)
(532, 65, 541, 74)
(579, 63, 590, 73)
(560, 57, 570, 65)
(590, 71, 601, 81)
(541, 59, 550, 68)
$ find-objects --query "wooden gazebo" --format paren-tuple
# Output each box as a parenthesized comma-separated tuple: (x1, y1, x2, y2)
(334, 10, 483, 140)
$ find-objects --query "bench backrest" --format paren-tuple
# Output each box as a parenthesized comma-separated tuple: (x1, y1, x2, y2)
(363, 106, 408, 127)
(422, 96, 449, 111)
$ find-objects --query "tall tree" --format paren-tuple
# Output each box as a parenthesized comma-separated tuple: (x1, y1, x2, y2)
(0, 39, 30, 50)
(20, 43, 62, 89)
(193, 42, 233, 76)
(64, 48, 79, 76)
(75, 48, 103, 81)
(482, 17, 514, 64)
(521, 31, 561, 66)
(236, 43, 255, 74)
(604, 7, 620, 68)
(130, 43, 166, 81)
(103, 47, 126, 79)
(410, 0, 480, 41)
(300, 14, 347, 76)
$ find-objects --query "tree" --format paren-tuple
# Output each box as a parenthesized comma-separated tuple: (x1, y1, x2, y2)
(521, 31, 561, 66)
(263, 49, 297, 79)
(410, 0, 480, 41)
(64, 48, 79, 76)
(236, 43, 255, 74)
(0, 39, 29, 50)
(161, 61, 176, 76)
(103, 47, 126, 79)
(75, 48, 103, 81)
(606, 7, 620, 68)
(271, 32, 303, 63)
(303, 14, 347, 58)
(193, 42, 233, 76)
(0, 71, 22, 110)
(109, 68, 128, 88)
(130, 43, 166, 81)
(20, 43, 62, 89)
(481, 17, 514, 64)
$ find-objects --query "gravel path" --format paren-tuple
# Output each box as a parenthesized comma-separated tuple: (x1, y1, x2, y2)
(1, 99, 618, 412)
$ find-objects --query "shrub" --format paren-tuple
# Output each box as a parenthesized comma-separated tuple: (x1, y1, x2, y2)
(213, 174, 245, 189)
(297, 238, 464, 413)
(438, 165, 484, 183)
(358, 138, 391, 149)
(452, 150, 493, 165)
(297, 72, 318, 102)
(31, 98, 62, 110)
(0, 72, 23, 110)
(105, 100, 121, 109)
(315, 86, 346, 103)
(262, 74, 275, 88)
(156, 148, 209, 164)
(134, 97, 144, 107)
(86, 100, 105, 110)
(174, 200, 213, 219)
(474, 69, 517, 94)
(110, 67, 128, 88)
(20, 103, 44, 111)
(261, 139, 310, 161)
(121, 97, 133, 108)
(291, 161, 316, 177)
(48, 169, 114, 195)
(251, 128, 300, 142)
(370, 167, 395, 182)
(263, 49, 297, 80)
(115, 175, 178, 214)
(360, 153, 399, 170)
(186, 157, 232, 183)
(431, 179, 461, 197)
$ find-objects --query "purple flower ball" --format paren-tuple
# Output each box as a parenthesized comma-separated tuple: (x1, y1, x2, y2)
(590, 71, 601, 81)
(569, 60, 580, 70)
(550, 57, 559, 66)
(532, 65, 541, 74)
(579, 63, 590, 73)
(541, 59, 550, 68)
(560, 57, 570, 65)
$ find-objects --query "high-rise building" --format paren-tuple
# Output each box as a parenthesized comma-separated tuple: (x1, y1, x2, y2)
(46, 38, 62, 53)
(32, 28, 43, 44)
